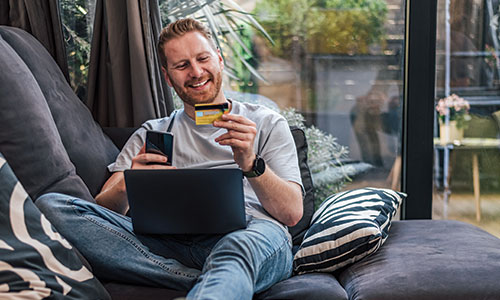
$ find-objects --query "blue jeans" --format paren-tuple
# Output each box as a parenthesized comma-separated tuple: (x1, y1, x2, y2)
(36, 193, 293, 300)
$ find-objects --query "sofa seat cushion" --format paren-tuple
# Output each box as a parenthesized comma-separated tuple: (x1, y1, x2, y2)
(255, 273, 348, 300)
(339, 220, 500, 300)
(104, 273, 348, 300)
(104, 283, 186, 300)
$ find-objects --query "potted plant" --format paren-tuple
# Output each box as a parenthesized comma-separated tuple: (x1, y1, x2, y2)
(436, 94, 471, 144)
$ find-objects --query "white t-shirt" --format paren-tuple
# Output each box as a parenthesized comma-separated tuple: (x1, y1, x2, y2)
(108, 100, 303, 237)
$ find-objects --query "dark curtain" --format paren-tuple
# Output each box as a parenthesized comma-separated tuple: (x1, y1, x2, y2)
(86, 0, 173, 127)
(0, 0, 69, 82)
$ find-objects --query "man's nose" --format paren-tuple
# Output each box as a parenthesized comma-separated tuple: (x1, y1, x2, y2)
(189, 62, 203, 78)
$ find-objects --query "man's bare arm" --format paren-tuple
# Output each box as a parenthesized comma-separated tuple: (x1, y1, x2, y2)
(214, 114, 303, 226)
(247, 168, 303, 227)
(95, 171, 128, 214)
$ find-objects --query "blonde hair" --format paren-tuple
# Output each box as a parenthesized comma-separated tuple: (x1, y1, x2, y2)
(158, 18, 216, 67)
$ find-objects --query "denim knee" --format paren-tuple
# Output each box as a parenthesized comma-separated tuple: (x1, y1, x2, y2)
(35, 193, 75, 222)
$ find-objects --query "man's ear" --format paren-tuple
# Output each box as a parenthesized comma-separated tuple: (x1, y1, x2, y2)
(161, 66, 173, 87)
(216, 49, 224, 71)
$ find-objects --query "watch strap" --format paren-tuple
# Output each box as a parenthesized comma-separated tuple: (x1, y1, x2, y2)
(243, 155, 265, 178)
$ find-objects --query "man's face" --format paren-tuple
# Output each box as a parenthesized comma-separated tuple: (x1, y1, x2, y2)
(162, 31, 224, 106)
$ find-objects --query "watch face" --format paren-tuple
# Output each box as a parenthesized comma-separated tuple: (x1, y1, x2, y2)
(255, 156, 265, 174)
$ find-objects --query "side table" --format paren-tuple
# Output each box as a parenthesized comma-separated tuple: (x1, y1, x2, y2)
(434, 138, 500, 221)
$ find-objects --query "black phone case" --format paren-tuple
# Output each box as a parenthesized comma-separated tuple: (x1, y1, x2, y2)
(145, 131, 174, 165)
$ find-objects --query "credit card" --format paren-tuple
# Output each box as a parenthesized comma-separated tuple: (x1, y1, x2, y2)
(195, 103, 229, 125)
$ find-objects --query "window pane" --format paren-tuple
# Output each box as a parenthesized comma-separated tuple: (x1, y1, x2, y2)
(60, 0, 96, 101)
(159, 0, 406, 209)
(433, 0, 500, 237)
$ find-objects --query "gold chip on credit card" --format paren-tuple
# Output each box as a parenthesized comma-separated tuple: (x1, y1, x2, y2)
(195, 103, 229, 125)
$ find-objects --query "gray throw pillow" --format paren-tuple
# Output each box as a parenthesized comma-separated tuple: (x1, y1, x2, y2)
(0, 153, 110, 299)
(0, 30, 93, 202)
(0, 26, 119, 196)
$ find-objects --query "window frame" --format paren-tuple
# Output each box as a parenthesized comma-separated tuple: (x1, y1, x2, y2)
(401, 0, 437, 219)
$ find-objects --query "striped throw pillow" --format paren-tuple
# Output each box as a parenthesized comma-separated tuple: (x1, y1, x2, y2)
(293, 188, 405, 274)
(0, 154, 110, 299)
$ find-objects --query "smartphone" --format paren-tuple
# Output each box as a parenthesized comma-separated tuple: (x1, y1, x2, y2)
(145, 130, 174, 165)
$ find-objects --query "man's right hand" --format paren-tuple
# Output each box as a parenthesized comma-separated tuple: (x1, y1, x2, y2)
(131, 144, 176, 170)
(96, 144, 175, 214)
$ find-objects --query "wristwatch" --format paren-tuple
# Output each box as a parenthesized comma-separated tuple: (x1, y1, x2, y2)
(243, 155, 266, 178)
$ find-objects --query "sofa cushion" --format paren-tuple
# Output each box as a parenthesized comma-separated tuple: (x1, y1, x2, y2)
(288, 126, 315, 245)
(0, 26, 119, 196)
(293, 188, 405, 274)
(0, 154, 110, 299)
(0, 30, 93, 202)
(255, 273, 348, 300)
(104, 273, 349, 300)
(338, 220, 500, 300)
(104, 283, 186, 300)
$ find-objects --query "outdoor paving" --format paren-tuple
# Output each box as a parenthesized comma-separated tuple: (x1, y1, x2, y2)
(433, 191, 500, 238)
(342, 168, 500, 238)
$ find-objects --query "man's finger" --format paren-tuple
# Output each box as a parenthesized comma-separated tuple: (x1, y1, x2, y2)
(134, 153, 168, 164)
(147, 165, 177, 170)
(213, 120, 256, 134)
(216, 138, 248, 149)
(215, 131, 248, 143)
(220, 113, 255, 126)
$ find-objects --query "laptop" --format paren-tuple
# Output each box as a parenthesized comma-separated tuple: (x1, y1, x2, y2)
(123, 168, 246, 235)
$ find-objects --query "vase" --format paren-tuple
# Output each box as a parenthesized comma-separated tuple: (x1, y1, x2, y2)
(439, 120, 464, 144)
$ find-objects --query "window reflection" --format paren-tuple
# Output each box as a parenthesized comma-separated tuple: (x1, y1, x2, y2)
(434, 0, 500, 237)
(159, 0, 406, 207)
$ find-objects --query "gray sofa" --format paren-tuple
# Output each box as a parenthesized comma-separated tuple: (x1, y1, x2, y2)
(1, 26, 500, 300)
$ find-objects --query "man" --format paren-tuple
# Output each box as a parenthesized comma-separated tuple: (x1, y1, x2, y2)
(36, 18, 303, 299)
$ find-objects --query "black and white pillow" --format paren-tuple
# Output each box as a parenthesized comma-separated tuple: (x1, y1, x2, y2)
(0, 154, 110, 299)
(293, 187, 406, 274)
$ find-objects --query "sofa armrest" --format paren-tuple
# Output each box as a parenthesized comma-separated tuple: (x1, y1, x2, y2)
(102, 127, 138, 150)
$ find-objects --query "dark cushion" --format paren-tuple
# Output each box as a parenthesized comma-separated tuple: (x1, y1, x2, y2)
(288, 126, 315, 245)
(0, 26, 119, 196)
(255, 273, 348, 300)
(103, 127, 140, 150)
(0, 154, 110, 298)
(104, 283, 186, 300)
(0, 30, 93, 202)
(339, 220, 500, 300)
(294, 188, 405, 274)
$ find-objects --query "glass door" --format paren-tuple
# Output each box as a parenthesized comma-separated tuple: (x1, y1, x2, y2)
(433, 0, 500, 237)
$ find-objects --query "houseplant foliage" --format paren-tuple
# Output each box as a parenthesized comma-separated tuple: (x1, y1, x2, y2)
(253, 0, 387, 57)
(60, 0, 95, 100)
(281, 108, 352, 207)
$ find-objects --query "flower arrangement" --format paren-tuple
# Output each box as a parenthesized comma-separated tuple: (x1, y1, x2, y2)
(435, 94, 471, 129)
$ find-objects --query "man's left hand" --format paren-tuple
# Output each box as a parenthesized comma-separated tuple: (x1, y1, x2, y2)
(214, 114, 257, 172)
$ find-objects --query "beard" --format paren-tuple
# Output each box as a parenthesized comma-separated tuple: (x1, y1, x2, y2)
(170, 71, 223, 107)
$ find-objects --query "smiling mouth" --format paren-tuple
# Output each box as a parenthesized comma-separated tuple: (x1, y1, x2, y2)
(188, 79, 210, 88)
